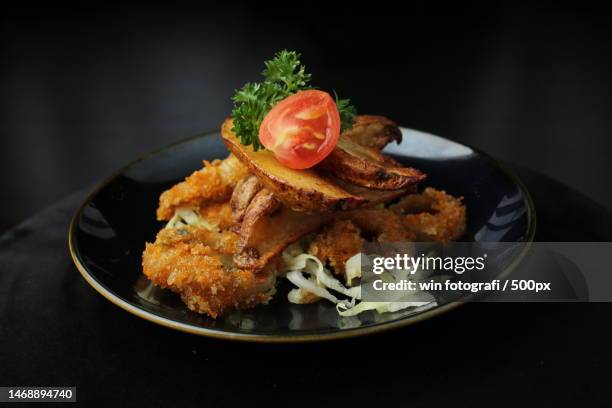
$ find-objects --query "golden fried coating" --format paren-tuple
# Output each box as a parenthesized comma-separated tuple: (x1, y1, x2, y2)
(146, 127, 465, 318)
(198, 201, 234, 231)
(157, 154, 249, 221)
(153, 225, 238, 252)
(308, 220, 364, 276)
(142, 226, 276, 318)
(391, 187, 466, 242)
(338, 208, 416, 242)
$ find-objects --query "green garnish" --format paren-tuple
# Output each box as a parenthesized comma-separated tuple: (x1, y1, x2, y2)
(334, 93, 358, 133)
(231, 50, 357, 151)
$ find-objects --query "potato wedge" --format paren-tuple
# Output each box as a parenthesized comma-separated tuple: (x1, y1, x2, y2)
(334, 177, 413, 204)
(235, 190, 331, 271)
(344, 115, 402, 150)
(237, 188, 280, 249)
(222, 118, 366, 212)
(318, 134, 426, 190)
(230, 175, 262, 226)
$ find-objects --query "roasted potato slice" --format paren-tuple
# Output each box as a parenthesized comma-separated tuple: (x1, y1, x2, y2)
(233, 186, 409, 271)
(332, 176, 412, 204)
(237, 188, 281, 250)
(230, 175, 263, 226)
(222, 118, 366, 212)
(344, 115, 402, 150)
(235, 194, 331, 271)
(318, 134, 426, 190)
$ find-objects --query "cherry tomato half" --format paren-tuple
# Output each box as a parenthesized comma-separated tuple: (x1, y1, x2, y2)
(259, 89, 341, 169)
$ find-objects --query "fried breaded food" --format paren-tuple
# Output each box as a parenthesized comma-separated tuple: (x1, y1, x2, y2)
(198, 201, 234, 231)
(308, 219, 364, 276)
(339, 208, 416, 242)
(391, 187, 466, 242)
(145, 113, 466, 318)
(306, 209, 413, 277)
(142, 226, 276, 318)
(157, 154, 249, 220)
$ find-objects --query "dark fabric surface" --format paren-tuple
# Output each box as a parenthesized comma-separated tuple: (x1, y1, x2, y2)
(0, 166, 611, 407)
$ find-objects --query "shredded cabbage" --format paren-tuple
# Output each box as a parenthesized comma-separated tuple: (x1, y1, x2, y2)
(166, 208, 218, 230)
(281, 245, 435, 317)
(287, 287, 318, 304)
(286, 271, 341, 304)
(283, 252, 360, 299)
(345, 253, 362, 286)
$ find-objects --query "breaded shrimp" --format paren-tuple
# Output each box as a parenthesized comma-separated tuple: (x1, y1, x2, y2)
(157, 154, 249, 221)
(390, 187, 466, 242)
(142, 226, 276, 318)
(308, 219, 364, 276)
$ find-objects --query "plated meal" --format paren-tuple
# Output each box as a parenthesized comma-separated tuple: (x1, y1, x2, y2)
(141, 51, 467, 319)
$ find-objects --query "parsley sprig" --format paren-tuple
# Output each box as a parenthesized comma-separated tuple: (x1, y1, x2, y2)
(231, 50, 357, 151)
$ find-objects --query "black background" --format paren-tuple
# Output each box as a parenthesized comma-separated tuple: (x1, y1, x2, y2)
(2, 3, 612, 232)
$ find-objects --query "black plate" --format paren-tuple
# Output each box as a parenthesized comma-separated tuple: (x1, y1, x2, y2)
(69, 128, 536, 342)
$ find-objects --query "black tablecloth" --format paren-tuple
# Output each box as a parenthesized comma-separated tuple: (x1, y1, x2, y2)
(1, 166, 611, 407)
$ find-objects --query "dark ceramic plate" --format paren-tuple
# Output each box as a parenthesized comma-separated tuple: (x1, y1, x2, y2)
(69, 127, 536, 342)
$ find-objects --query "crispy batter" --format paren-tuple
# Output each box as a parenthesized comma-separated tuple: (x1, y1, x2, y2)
(309, 220, 364, 276)
(142, 226, 275, 318)
(145, 115, 466, 318)
(338, 208, 416, 242)
(391, 187, 466, 242)
(198, 201, 234, 231)
(157, 154, 249, 220)
(389, 192, 432, 214)
(152, 225, 238, 252)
